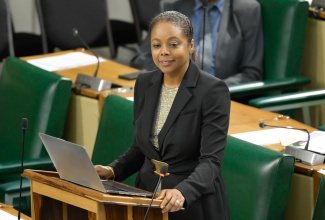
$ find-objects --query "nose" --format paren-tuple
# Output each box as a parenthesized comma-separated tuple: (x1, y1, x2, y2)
(160, 45, 170, 56)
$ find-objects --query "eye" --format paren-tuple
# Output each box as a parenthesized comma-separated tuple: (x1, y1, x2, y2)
(169, 42, 179, 47)
(152, 43, 161, 49)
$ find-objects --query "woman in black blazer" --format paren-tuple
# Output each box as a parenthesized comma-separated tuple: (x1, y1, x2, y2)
(96, 11, 230, 220)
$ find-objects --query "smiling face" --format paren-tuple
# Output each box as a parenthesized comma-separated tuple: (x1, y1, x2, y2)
(150, 21, 194, 77)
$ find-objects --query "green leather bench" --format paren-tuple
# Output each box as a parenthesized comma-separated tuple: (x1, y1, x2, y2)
(223, 136, 295, 220)
(313, 175, 325, 220)
(0, 57, 72, 215)
(92, 95, 136, 186)
(229, 0, 310, 100)
(249, 89, 325, 126)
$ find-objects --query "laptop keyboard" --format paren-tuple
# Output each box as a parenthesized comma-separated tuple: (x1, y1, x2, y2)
(102, 181, 126, 192)
(102, 180, 152, 197)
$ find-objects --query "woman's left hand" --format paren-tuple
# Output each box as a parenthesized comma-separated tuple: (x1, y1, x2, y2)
(156, 189, 185, 213)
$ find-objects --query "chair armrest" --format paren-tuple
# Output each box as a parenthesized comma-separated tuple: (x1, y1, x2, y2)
(0, 158, 54, 175)
(318, 126, 325, 131)
(248, 89, 325, 108)
(228, 76, 310, 97)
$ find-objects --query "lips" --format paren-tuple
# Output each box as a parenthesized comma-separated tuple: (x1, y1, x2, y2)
(159, 60, 174, 66)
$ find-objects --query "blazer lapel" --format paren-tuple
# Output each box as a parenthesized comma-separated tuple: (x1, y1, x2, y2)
(158, 62, 199, 155)
(141, 71, 163, 158)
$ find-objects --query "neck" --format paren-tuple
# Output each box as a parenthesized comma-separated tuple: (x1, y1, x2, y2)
(163, 79, 181, 88)
(163, 74, 183, 88)
(162, 60, 189, 88)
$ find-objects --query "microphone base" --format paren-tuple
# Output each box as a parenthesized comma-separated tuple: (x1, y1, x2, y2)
(75, 73, 112, 92)
(285, 146, 325, 166)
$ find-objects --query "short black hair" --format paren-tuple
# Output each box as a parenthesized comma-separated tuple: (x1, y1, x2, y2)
(149, 11, 194, 43)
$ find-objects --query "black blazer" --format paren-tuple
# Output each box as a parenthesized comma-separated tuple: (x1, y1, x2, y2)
(111, 61, 230, 220)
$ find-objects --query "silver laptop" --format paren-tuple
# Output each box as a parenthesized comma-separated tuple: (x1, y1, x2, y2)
(39, 133, 152, 198)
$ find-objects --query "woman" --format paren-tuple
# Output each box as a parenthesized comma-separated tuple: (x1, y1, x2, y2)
(95, 11, 230, 220)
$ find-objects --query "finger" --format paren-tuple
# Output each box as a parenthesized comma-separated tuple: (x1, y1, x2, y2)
(162, 195, 179, 213)
(168, 200, 180, 212)
(94, 165, 100, 171)
(95, 165, 112, 179)
(162, 199, 179, 213)
(160, 193, 173, 210)
(94, 165, 103, 175)
(173, 199, 183, 211)
(156, 190, 166, 200)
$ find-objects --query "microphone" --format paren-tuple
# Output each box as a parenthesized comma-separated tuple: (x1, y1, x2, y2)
(18, 118, 28, 220)
(143, 165, 168, 220)
(259, 122, 325, 166)
(72, 28, 100, 78)
(71, 28, 112, 92)
(259, 122, 310, 150)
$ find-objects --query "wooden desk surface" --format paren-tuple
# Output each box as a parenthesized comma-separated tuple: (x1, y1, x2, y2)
(230, 102, 296, 151)
(229, 101, 325, 175)
(309, 6, 325, 20)
(0, 203, 31, 219)
(21, 49, 138, 99)
(229, 101, 316, 135)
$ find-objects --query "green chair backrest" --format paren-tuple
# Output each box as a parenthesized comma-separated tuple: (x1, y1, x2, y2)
(223, 136, 295, 220)
(259, 0, 309, 80)
(313, 176, 325, 220)
(92, 95, 136, 186)
(0, 57, 72, 180)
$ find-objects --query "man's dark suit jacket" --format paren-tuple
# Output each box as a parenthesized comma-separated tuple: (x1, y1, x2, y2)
(110, 61, 230, 220)
(130, 0, 264, 85)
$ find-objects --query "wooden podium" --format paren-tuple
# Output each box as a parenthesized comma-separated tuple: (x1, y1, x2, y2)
(22, 170, 168, 220)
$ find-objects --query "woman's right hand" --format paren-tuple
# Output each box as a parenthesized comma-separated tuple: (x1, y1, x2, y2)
(94, 165, 114, 180)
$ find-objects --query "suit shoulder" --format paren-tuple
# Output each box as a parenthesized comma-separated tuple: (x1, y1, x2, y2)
(198, 70, 228, 88)
(233, 0, 261, 13)
(136, 69, 158, 83)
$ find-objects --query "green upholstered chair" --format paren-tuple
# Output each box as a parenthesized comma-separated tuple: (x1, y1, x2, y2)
(0, 57, 72, 215)
(223, 136, 295, 220)
(92, 95, 136, 186)
(229, 0, 310, 100)
(318, 126, 325, 131)
(313, 175, 325, 220)
(248, 89, 325, 126)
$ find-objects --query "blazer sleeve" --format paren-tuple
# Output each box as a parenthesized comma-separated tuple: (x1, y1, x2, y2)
(174, 80, 230, 207)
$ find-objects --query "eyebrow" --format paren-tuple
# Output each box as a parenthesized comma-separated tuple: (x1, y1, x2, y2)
(151, 36, 181, 42)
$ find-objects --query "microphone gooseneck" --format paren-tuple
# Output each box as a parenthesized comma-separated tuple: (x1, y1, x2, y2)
(143, 165, 168, 220)
(18, 118, 28, 220)
(72, 28, 100, 78)
(259, 122, 310, 151)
